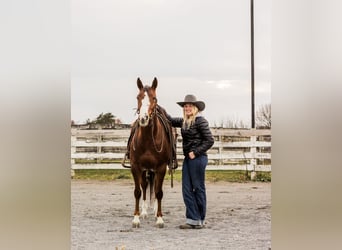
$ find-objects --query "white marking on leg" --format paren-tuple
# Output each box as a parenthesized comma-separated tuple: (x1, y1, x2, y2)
(153, 200, 158, 217)
(141, 200, 148, 218)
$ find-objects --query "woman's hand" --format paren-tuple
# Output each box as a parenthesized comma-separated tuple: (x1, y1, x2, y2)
(188, 151, 195, 159)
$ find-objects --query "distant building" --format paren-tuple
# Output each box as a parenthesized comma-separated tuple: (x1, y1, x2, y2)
(71, 121, 131, 130)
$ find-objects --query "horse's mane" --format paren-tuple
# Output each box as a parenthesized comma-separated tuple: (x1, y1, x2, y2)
(155, 104, 176, 168)
(155, 105, 171, 131)
(156, 104, 167, 117)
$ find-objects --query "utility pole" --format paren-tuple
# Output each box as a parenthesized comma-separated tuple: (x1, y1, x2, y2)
(250, 0, 257, 181)
(250, 0, 255, 129)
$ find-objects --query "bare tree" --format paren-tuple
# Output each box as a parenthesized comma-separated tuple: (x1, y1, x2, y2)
(256, 103, 271, 129)
(213, 117, 249, 129)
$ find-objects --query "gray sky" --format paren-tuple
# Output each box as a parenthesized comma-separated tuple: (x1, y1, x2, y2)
(71, 0, 271, 126)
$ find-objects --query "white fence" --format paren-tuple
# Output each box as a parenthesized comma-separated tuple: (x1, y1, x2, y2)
(71, 128, 271, 171)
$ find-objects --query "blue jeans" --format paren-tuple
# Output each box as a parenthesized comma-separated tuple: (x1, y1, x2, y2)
(182, 155, 208, 226)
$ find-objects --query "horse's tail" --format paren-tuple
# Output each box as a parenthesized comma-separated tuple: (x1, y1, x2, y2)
(147, 170, 155, 206)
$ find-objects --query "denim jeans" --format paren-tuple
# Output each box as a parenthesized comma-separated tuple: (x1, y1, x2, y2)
(182, 155, 208, 226)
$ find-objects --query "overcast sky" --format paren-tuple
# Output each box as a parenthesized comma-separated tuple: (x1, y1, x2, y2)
(71, 0, 271, 126)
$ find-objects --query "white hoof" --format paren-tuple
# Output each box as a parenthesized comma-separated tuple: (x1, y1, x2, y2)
(156, 216, 164, 228)
(132, 215, 140, 228)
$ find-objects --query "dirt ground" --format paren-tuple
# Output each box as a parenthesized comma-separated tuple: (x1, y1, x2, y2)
(71, 179, 271, 250)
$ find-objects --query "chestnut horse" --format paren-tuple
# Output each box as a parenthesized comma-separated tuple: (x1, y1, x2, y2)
(128, 77, 173, 228)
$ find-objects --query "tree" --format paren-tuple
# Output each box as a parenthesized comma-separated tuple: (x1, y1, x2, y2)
(213, 117, 249, 129)
(93, 112, 116, 128)
(256, 103, 271, 129)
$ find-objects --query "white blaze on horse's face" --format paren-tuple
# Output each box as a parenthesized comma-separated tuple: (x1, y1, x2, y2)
(138, 90, 150, 127)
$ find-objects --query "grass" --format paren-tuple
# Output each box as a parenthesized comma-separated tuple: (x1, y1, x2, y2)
(75, 159, 122, 164)
(73, 169, 271, 182)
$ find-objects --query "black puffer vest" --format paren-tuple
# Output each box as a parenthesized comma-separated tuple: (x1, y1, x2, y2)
(169, 116, 214, 157)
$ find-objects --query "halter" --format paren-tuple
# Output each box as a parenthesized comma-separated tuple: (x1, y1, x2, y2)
(136, 86, 157, 127)
(133, 92, 164, 153)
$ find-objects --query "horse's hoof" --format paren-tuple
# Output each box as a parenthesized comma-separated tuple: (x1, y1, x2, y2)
(132, 223, 140, 228)
(156, 216, 164, 228)
(132, 215, 140, 228)
(156, 223, 164, 228)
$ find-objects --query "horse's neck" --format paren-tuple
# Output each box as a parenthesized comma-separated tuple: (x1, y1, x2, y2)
(138, 118, 157, 138)
(136, 107, 165, 139)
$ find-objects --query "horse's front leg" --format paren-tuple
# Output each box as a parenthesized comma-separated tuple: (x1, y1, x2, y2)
(132, 172, 141, 228)
(154, 168, 166, 228)
(140, 171, 148, 219)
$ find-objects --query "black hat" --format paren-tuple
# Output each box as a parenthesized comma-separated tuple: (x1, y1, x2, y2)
(177, 94, 205, 111)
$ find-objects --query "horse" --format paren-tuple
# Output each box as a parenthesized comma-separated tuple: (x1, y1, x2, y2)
(127, 77, 174, 228)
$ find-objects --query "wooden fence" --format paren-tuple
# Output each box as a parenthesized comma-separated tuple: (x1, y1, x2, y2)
(71, 128, 271, 172)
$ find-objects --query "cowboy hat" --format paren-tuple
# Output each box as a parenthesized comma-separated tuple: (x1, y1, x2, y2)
(177, 94, 205, 111)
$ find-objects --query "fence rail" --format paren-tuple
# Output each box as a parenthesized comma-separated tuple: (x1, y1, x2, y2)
(71, 128, 271, 171)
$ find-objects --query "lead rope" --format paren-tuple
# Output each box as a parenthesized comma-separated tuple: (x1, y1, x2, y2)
(156, 108, 176, 188)
(151, 117, 164, 153)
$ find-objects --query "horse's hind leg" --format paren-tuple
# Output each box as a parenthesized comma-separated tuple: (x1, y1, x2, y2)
(154, 168, 166, 228)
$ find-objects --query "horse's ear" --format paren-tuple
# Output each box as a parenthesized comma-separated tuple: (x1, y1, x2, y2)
(152, 77, 158, 89)
(137, 78, 143, 90)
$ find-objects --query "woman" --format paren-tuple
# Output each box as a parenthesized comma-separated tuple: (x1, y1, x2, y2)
(167, 94, 214, 229)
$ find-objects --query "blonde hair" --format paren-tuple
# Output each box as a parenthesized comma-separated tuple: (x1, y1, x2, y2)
(182, 104, 199, 129)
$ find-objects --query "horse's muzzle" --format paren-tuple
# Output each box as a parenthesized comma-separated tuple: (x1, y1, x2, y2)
(139, 115, 150, 127)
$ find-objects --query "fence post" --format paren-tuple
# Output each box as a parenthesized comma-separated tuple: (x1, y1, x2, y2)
(250, 129, 257, 180)
(71, 129, 76, 178)
(97, 133, 102, 163)
(218, 133, 222, 166)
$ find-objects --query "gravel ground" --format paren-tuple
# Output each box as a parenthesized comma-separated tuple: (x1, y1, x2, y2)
(71, 179, 271, 250)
